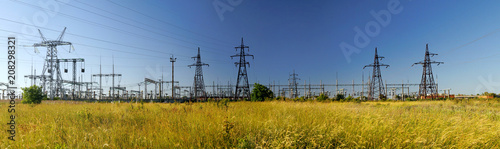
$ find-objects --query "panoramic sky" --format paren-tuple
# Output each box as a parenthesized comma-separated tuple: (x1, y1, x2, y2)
(1, 0, 500, 95)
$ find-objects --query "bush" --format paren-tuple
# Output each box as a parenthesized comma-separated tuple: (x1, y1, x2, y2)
(334, 94, 345, 101)
(345, 95, 354, 102)
(317, 93, 329, 101)
(353, 97, 362, 103)
(379, 95, 387, 101)
(21, 85, 45, 104)
(407, 97, 416, 101)
(251, 83, 273, 102)
(292, 96, 306, 102)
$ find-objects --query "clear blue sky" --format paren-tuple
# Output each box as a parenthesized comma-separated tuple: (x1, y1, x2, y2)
(1, 0, 500, 95)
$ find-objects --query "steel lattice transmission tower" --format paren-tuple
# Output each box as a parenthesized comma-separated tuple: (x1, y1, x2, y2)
(188, 47, 209, 100)
(412, 44, 443, 99)
(288, 70, 300, 98)
(231, 38, 254, 100)
(363, 48, 389, 100)
(33, 27, 73, 100)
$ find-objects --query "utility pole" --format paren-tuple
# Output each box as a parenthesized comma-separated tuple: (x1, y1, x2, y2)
(161, 67, 164, 99)
(99, 58, 102, 99)
(352, 80, 355, 97)
(92, 58, 121, 100)
(412, 44, 443, 99)
(90, 72, 93, 99)
(320, 80, 323, 94)
(170, 55, 177, 99)
(273, 80, 275, 97)
(138, 82, 142, 99)
(31, 60, 33, 86)
(444, 88, 451, 99)
(278, 81, 280, 98)
(304, 80, 306, 99)
(112, 56, 115, 99)
(385, 80, 388, 98)
(402, 80, 404, 100)
(363, 48, 389, 100)
(307, 78, 312, 97)
(361, 72, 364, 100)
(336, 72, 338, 95)
(231, 38, 254, 100)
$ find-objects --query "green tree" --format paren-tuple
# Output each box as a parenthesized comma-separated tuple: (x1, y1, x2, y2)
(251, 83, 273, 101)
(21, 85, 45, 104)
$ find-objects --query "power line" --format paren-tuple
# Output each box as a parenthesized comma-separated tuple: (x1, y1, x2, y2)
(0, 20, 232, 64)
(73, 0, 234, 48)
(106, 0, 234, 47)
(55, 0, 232, 55)
(12, 0, 231, 56)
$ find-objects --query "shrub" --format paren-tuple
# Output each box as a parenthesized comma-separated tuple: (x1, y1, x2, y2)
(353, 97, 362, 103)
(21, 85, 45, 104)
(379, 95, 387, 101)
(251, 83, 273, 102)
(334, 94, 345, 101)
(395, 95, 401, 100)
(345, 95, 353, 102)
(292, 96, 305, 102)
(316, 93, 329, 101)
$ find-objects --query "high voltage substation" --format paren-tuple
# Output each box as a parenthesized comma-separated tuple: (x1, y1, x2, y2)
(1, 27, 448, 101)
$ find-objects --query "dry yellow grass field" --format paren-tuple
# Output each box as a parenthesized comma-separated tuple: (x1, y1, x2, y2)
(1, 99, 500, 148)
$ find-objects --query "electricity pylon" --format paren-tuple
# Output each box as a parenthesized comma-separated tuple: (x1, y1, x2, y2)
(288, 70, 300, 98)
(189, 47, 209, 101)
(413, 44, 443, 99)
(33, 27, 74, 100)
(363, 47, 389, 100)
(231, 38, 254, 100)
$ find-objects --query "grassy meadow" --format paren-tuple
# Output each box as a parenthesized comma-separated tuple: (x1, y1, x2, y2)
(2, 99, 500, 148)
